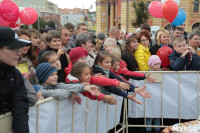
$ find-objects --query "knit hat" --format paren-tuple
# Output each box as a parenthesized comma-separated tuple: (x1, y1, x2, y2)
(148, 55, 161, 67)
(35, 62, 57, 84)
(69, 47, 88, 63)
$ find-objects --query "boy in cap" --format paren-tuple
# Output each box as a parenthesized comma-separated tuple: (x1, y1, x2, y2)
(0, 28, 31, 132)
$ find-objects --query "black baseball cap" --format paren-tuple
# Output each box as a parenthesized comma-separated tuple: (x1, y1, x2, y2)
(0, 28, 31, 48)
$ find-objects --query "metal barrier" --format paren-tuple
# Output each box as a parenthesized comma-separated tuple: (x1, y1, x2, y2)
(0, 71, 200, 133)
(0, 94, 124, 133)
(125, 71, 200, 131)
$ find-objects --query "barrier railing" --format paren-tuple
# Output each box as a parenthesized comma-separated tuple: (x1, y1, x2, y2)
(0, 94, 124, 133)
(0, 71, 200, 133)
(126, 71, 200, 130)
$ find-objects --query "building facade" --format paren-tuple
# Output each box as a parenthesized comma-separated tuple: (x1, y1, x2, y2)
(96, 0, 200, 34)
(12, 0, 60, 26)
(13, 0, 58, 13)
(60, 14, 85, 26)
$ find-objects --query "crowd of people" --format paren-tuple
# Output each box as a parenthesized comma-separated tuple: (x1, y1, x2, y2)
(0, 22, 200, 133)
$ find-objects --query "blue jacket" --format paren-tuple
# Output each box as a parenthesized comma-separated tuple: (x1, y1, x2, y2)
(169, 51, 200, 70)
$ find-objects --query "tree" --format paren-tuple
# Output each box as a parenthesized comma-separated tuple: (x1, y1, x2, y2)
(47, 20, 55, 29)
(32, 17, 47, 29)
(132, 1, 149, 27)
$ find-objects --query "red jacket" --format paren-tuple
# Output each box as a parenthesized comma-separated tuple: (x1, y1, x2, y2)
(120, 60, 127, 69)
(66, 74, 105, 101)
(65, 63, 120, 87)
(64, 62, 73, 78)
(112, 60, 145, 80)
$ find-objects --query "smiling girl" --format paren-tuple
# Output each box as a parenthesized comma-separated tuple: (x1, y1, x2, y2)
(122, 34, 139, 71)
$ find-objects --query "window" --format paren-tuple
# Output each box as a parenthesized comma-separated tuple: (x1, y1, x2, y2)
(193, 0, 199, 12)
(192, 22, 200, 30)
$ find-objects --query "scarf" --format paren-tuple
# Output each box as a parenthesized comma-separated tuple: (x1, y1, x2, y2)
(95, 65, 110, 78)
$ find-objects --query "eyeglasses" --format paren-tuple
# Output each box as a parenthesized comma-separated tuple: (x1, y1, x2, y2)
(140, 39, 149, 43)
(3, 47, 22, 53)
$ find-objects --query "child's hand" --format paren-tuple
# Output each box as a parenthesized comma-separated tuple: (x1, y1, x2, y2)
(84, 85, 100, 96)
(93, 73, 106, 78)
(182, 49, 191, 56)
(57, 49, 65, 57)
(118, 82, 130, 90)
(70, 94, 82, 105)
(187, 47, 195, 53)
(103, 95, 117, 105)
(127, 93, 142, 105)
(37, 90, 44, 101)
(145, 73, 155, 83)
(134, 86, 151, 98)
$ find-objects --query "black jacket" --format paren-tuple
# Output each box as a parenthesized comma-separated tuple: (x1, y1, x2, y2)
(92, 65, 136, 92)
(0, 63, 29, 133)
(121, 52, 138, 71)
(38, 47, 68, 83)
(169, 51, 200, 71)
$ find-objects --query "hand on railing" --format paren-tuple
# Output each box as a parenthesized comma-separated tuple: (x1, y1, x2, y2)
(127, 93, 142, 105)
(70, 94, 82, 105)
(134, 86, 151, 98)
(37, 90, 44, 101)
(103, 95, 117, 105)
(118, 82, 130, 90)
(145, 73, 155, 83)
(84, 85, 100, 96)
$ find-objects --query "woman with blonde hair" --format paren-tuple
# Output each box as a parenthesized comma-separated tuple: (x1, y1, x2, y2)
(107, 45, 127, 69)
(94, 38, 103, 52)
(150, 29, 172, 55)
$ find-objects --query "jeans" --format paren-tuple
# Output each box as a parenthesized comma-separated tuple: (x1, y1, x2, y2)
(146, 118, 160, 131)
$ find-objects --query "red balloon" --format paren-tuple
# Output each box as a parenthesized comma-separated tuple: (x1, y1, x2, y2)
(156, 46, 173, 67)
(20, 7, 38, 25)
(148, 1, 162, 18)
(162, 0, 178, 23)
(9, 23, 18, 28)
(0, 16, 9, 26)
(0, 0, 20, 22)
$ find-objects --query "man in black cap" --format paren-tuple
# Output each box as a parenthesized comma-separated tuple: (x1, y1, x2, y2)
(0, 28, 31, 133)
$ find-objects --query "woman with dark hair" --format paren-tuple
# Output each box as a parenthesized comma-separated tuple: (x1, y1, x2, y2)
(16, 29, 39, 84)
(135, 30, 151, 71)
(122, 34, 139, 71)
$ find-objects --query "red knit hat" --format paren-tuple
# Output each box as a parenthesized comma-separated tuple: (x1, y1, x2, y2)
(69, 47, 88, 63)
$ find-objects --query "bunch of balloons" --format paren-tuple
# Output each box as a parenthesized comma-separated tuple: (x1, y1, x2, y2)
(148, 0, 186, 26)
(0, 0, 38, 28)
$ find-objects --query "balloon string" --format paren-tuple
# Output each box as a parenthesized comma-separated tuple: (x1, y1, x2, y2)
(170, 23, 173, 42)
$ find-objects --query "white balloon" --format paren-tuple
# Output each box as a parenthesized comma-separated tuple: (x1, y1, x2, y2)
(161, 0, 180, 6)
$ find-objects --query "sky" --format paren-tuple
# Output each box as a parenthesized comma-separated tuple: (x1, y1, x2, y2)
(49, 0, 96, 11)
